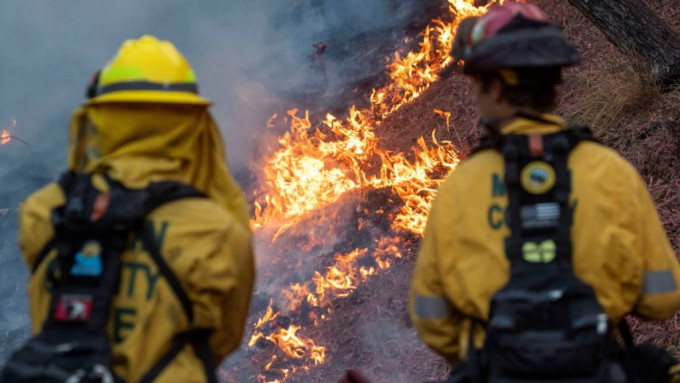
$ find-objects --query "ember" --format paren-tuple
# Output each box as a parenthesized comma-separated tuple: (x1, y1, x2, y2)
(1, 130, 10, 145)
(1, 119, 15, 146)
(433, 108, 452, 132)
(239, 1, 516, 381)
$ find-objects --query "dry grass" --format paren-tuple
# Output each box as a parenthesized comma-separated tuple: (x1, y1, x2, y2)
(377, 73, 479, 158)
(560, 58, 662, 140)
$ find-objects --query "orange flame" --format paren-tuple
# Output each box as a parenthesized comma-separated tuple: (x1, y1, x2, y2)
(433, 109, 452, 132)
(1, 130, 10, 145)
(2, 119, 17, 146)
(254, 299, 280, 329)
(249, 324, 326, 363)
(247, 1, 517, 381)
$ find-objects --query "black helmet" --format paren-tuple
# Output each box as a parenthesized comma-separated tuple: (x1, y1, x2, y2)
(448, 1, 580, 77)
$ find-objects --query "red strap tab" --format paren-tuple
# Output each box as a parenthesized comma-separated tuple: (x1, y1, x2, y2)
(91, 193, 111, 221)
(54, 294, 93, 322)
(529, 134, 544, 157)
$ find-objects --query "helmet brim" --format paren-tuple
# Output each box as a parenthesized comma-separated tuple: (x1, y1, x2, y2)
(463, 26, 581, 72)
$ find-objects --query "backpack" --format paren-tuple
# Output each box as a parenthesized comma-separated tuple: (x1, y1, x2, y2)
(472, 126, 618, 382)
(456, 122, 679, 383)
(1, 172, 217, 383)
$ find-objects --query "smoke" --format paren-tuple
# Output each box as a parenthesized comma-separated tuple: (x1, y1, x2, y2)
(0, 0, 429, 371)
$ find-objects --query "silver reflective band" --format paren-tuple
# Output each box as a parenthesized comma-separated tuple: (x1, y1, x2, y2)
(643, 270, 677, 295)
(415, 295, 451, 319)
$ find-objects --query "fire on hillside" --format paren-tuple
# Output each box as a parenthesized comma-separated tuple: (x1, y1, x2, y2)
(231, 1, 515, 381)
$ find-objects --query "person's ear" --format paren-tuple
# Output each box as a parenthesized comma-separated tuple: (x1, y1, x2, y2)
(490, 77, 504, 103)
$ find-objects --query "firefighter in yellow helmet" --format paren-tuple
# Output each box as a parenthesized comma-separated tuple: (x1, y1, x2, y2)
(410, 2, 680, 382)
(18, 35, 254, 382)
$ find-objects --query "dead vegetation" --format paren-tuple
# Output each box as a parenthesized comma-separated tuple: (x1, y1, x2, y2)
(561, 58, 661, 138)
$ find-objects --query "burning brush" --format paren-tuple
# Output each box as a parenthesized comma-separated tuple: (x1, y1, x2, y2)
(233, 1, 518, 382)
(1, 120, 29, 147)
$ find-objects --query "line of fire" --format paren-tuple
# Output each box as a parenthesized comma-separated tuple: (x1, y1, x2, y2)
(226, 1, 508, 382)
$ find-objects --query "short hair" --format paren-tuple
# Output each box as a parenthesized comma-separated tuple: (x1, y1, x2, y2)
(477, 67, 562, 113)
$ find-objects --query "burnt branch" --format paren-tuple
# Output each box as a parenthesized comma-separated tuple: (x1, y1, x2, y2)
(568, 0, 680, 92)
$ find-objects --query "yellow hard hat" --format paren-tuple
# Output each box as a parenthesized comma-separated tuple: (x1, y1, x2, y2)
(89, 35, 211, 105)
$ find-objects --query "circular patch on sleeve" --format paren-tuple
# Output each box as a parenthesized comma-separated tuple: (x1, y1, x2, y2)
(520, 161, 556, 195)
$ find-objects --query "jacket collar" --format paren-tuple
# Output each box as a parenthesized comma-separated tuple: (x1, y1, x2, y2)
(500, 113, 567, 135)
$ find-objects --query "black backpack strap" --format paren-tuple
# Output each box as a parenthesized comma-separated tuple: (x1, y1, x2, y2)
(144, 181, 207, 213)
(192, 330, 218, 383)
(466, 320, 485, 383)
(618, 317, 635, 349)
(471, 130, 504, 155)
(567, 125, 600, 144)
(138, 332, 191, 383)
(502, 135, 524, 266)
(471, 122, 599, 157)
(551, 132, 574, 269)
(137, 180, 207, 324)
(139, 221, 194, 323)
(138, 330, 216, 383)
(31, 172, 79, 274)
(137, 224, 216, 382)
(135, 181, 217, 383)
(31, 238, 56, 274)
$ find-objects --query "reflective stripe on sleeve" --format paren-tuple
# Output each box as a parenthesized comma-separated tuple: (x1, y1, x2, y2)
(643, 270, 677, 295)
(415, 295, 451, 319)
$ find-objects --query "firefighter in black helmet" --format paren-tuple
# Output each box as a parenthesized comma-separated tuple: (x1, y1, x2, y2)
(411, 2, 680, 382)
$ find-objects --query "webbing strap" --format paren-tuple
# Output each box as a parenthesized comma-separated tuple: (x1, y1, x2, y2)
(502, 138, 524, 265)
(138, 333, 191, 383)
(470, 130, 503, 155)
(552, 134, 573, 269)
(466, 321, 484, 383)
(31, 238, 56, 274)
(193, 331, 218, 383)
(32, 172, 82, 274)
(618, 318, 634, 349)
(144, 181, 206, 213)
(471, 123, 599, 156)
(140, 223, 194, 324)
(137, 183, 217, 382)
(138, 330, 217, 383)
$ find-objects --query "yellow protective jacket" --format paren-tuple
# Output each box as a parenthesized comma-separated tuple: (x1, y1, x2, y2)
(410, 115, 680, 365)
(20, 103, 254, 382)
